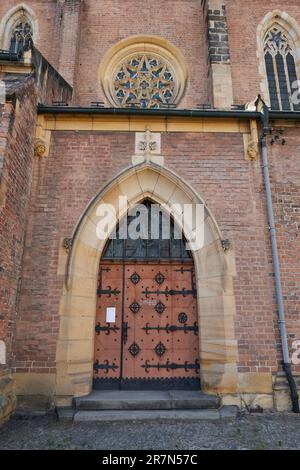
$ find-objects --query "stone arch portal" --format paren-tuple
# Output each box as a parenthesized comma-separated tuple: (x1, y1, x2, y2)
(55, 163, 238, 405)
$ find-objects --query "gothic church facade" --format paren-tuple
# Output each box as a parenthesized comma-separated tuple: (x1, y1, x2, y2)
(0, 0, 300, 422)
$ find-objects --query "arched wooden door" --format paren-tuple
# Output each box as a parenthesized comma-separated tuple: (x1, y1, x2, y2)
(93, 202, 200, 390)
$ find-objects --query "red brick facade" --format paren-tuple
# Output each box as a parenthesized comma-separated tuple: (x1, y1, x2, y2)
(0, 1, 300, 416)
(227, 0, 300, 105)
(12, 128, 300, 376)
(0, 80, 37, 371)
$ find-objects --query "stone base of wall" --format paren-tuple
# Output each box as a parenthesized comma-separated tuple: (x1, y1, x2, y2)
(0, 375, 16, 425)
(273, 372, 300, 412)
(14, 372, 56, 412)
(15, 391, 300, 414)
(221, 373, 300, 412)
(221, 393, 274, 411)
(16, 395, 55, 411)
(6, 371, 300, 417)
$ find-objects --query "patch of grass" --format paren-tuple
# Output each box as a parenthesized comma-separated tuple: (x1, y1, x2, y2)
(46, 436, 73, 450)
(81, 441, 92, 450)
(253, 441, 266, 450)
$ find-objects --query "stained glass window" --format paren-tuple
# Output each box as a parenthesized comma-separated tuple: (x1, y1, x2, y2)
(113, 54, 177, 109)
(264, 26, 300, 111)
(10, 20, 33, 54)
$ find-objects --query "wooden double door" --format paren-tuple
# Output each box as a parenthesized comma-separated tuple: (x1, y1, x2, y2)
(93, 260, 200, 390)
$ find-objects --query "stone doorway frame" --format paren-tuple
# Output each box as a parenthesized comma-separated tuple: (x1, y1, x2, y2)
(55, 163, 238, 405)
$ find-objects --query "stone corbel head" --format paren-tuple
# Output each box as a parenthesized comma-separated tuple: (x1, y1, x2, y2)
(34, 138, 47, 157)
(247, 140, 259, 161)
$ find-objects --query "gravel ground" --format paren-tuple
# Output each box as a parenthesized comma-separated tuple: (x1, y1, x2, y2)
(0, 412, 300, 450)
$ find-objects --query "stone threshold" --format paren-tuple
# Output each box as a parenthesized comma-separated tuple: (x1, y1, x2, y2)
(58, 406, 238, 423)
(74, 390, 220, 411)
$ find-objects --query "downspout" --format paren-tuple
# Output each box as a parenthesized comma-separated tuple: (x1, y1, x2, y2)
(259, 100, 300, 413)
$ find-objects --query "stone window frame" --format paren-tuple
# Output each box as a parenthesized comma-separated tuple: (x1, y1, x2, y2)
(0, 3, 38, 52)
(257, 10, 300, 109)
(98, 35, 188, 109)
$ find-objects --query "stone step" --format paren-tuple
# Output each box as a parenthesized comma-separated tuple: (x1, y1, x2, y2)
(74, 390, 220, 411)
(72, 407, 237, 423)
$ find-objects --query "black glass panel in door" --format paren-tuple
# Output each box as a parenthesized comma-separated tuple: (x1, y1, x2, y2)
(102, 200, 191, 261)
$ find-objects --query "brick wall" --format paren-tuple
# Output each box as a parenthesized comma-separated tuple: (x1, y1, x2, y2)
(206, 4, 230, 64)
(0, 78, 37, 420)
(164, 132, 278, 374)
(2, 1, 300, 109)
(268, 128, 300, 370)
(0, 0, 299, 394)
(0, 103, 13, 377)
(15, 129, 285, 375)
(14, 131, 135, 373)
(31, 48, 73, 105)
(0, 0, 61, 69)
(0, 1, 209, 107)
(227, 0, 300, 105)
(74, 0, 209, 107)
(58, 0, 81, 87)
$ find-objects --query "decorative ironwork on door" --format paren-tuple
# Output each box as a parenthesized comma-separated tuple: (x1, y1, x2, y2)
(93, 261, 200, 390)
(93, 202, 200, 390)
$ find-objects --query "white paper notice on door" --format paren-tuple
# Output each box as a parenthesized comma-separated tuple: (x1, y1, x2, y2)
(106, 307, 116, 323)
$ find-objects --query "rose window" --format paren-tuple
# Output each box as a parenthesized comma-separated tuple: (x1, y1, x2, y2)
(113, 54, 177, 109)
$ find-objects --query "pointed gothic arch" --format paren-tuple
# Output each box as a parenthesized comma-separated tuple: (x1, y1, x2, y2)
(0, 3, 38, 52)
(257, 10, 300, 110)
(55, 163, 238, 404)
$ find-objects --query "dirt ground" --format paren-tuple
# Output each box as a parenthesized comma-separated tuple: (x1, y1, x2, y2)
(0, 411, 300, 450)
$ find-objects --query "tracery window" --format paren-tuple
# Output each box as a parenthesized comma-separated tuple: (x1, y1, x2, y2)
(264, 26, 300, 110)
(9, 19, 33, 54)
(114, 54, 176, 109)
(99, 37, 187, 109)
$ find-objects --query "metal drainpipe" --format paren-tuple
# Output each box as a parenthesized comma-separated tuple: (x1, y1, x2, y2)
(260, 104, 299, 413)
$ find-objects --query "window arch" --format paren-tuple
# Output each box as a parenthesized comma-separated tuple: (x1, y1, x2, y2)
(257, 11, 300, 111)
(99, 36, 188, 109)
(264, 25, 300, 110)
(0, 4, 38, 53)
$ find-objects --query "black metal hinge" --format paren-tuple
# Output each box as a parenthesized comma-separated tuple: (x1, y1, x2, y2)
(142, 359, 200, 373)
(142, 287, 196, 298)
(93, 360, 119, 374)
(97, 285, 120, 297)
(97, 267, 120, 296)
(95, 322, 119, 335)
(142, 322, 199, 335)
